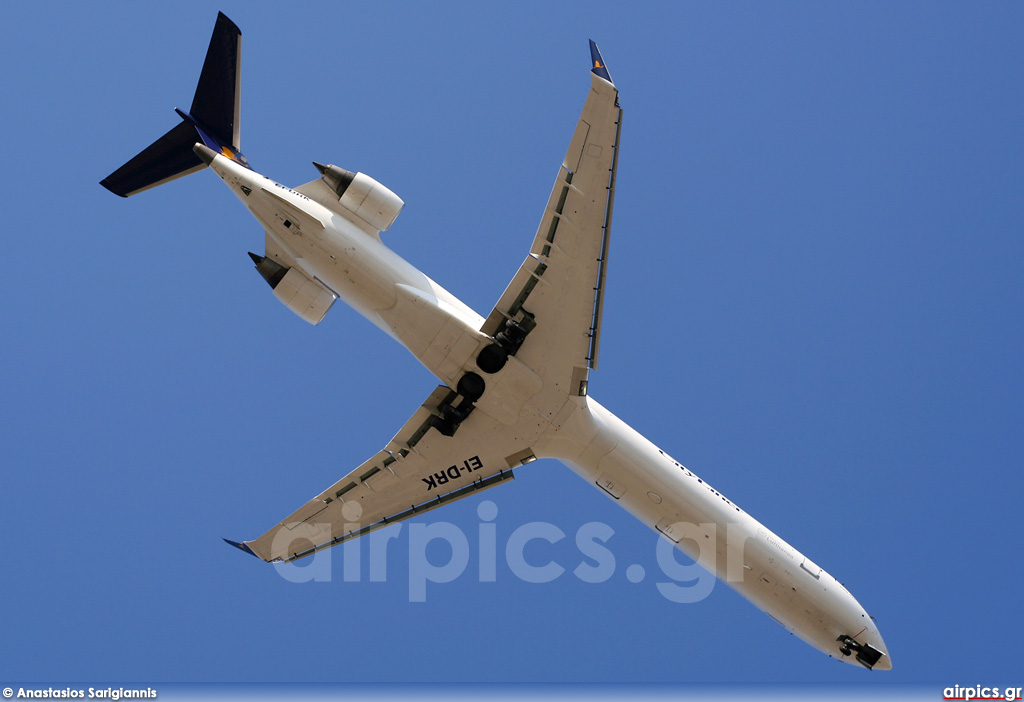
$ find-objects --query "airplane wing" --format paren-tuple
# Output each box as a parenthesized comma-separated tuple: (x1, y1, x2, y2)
(228, 385, 534, 562)
(228, 43, 619, 562)
(481, 41, 622, 400)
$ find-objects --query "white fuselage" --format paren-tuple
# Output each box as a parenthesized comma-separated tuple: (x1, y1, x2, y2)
(536, 398, 890, 667)
(208, 152, 891, 670)
(215, 156, 492, 389)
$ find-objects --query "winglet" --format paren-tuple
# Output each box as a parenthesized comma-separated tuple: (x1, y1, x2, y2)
(223, 538, 260, 559)
(589, 39, 613, 84)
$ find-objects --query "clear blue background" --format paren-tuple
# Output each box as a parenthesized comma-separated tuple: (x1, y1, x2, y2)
(2, 0, 1022, 686)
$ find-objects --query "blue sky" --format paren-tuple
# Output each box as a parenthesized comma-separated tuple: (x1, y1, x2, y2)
(2, 0, 1022, 690)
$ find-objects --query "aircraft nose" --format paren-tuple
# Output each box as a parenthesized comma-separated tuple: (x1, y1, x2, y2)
(869, 624, 893, 670)
(836, 625, 892, 670)
(861, 633, 893, 671)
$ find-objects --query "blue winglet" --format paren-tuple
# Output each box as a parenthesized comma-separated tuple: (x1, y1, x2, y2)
(589, 39, 612, 83)
(223, 538, 260, 559)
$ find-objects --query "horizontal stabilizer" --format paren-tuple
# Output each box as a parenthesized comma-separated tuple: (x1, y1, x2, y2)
(100, 121, 205, 197)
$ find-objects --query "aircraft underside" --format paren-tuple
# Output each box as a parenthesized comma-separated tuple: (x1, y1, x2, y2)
(101, 12, 891, 670)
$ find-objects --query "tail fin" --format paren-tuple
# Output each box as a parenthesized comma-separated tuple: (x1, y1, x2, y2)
(100, 12, 246, 197)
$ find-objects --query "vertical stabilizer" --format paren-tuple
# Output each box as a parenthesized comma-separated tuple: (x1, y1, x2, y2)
(189, 12, 242, 151)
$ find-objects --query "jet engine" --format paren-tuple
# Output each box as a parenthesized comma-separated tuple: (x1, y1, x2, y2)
(314, 162, 404, 232)
(248, 252, 337, 325)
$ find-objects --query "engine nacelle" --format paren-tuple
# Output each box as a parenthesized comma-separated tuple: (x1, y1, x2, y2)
(248, 252, 337, 325)
(314, 162, 404, 232)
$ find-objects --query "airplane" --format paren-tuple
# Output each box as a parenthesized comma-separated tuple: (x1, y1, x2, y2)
(101, 13, 891, 670)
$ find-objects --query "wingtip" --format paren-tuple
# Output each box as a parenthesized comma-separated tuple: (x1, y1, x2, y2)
(99, 178, 128, 198)
(589, 39, 613, 83)
(223, 538, 260, 559)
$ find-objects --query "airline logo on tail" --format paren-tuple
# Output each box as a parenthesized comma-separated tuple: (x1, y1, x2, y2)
(221, 145, 248, 166)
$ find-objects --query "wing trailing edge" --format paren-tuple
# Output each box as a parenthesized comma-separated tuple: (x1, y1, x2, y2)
(481, 42, 621, 393)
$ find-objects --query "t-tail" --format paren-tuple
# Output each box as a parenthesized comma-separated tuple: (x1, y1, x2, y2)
(100, 12, 250, 197)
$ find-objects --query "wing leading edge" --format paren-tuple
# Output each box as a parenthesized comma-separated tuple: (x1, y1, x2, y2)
(231, 386, 536, 562)
(481, 41, 621, 399)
